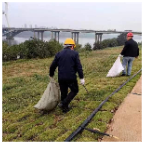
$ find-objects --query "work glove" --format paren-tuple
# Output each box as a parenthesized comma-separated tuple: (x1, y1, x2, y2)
(48, 75, 53, 80)
(80, 79, 85, 85)
(118, 54, 123, 57)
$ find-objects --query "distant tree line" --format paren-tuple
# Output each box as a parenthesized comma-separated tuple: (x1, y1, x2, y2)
(2, 39, 93, 62)
(2, 33, 141, 62)
(93, 33, 127, 50)
(3, 39, 63, 61)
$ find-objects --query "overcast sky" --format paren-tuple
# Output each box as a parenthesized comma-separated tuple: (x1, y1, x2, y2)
(2, 2, 142, 31)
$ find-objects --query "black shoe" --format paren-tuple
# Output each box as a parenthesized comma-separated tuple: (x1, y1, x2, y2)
(121, 74, 126, 76)
(58, 102, 72, 113)
(58, 102, 63, 108)
(40, 110, 48, 115)
(58, 102, 71, 109)
(62, 107, 71, 113)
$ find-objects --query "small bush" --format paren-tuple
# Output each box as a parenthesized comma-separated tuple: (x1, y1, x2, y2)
(2, 41, 9, 61)
(75, 44, 82, 52)
(93, 42, 102, 50)
(46, 40, 63, 57)
(84, 43, 92, 51)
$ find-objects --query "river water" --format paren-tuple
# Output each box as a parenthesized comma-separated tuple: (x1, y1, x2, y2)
(3, 32, 142, 47)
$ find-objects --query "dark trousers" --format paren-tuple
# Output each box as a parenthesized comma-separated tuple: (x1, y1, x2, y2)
(59, 80, 79, 107)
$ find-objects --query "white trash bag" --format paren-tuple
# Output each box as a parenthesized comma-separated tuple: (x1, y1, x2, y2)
(34, 78, 61, 111)
(107, 56, 124, 77)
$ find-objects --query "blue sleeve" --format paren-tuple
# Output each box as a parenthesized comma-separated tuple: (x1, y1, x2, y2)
(49, 54, 58, 77)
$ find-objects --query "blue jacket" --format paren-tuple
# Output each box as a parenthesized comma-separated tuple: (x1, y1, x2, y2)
(49, 47, 84, 81)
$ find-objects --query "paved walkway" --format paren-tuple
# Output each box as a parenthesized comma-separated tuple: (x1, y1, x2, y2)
(102, 76, 142, 142)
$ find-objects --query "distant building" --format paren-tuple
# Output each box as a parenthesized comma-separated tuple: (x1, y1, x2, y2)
(124, 30, 132, 32)
(108, 29, 116, 31)
(30, 25, 32, 28)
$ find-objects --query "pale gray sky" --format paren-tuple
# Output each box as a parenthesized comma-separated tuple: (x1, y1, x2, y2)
(2, 2, 142, 31)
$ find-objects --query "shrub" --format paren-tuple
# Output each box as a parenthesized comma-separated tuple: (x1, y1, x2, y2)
(75, 44, 82, 52)
(93, 42, 102, 50)
(84, 43, 92, 51)
(2, 39, 64, 61)
(7, 45, 20, 60)
(46, 40, 63, 57)
(23, 39, 41, 59)
(93, 38, 118, 50)
(2, 41, 9, 61)
(117, 33, 127, 46)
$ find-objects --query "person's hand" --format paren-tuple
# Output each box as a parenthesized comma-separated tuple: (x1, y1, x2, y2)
(80, 79, 85, 85)
(118, 54, 123, 57)
(48, 75, 53, 80)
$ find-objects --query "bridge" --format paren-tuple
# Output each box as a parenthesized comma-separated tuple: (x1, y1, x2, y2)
(2, 27, 142, 44)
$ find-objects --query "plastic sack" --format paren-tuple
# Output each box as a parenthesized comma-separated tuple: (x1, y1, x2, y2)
(34, 78, 61, 111)
(107, 56, 124, 77)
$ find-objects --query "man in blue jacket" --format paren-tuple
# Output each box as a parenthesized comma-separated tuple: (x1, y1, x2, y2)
(49, 38, 85, 113)
(120, 32, 139, 76)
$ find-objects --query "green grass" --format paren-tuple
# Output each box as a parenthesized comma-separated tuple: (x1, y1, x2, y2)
(3, 46, 142, 141)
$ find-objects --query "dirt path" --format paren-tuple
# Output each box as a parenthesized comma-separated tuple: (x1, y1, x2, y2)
(102, 76, 142, 142)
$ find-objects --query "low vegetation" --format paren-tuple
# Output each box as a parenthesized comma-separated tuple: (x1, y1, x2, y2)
(3, 45, 142, 141)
